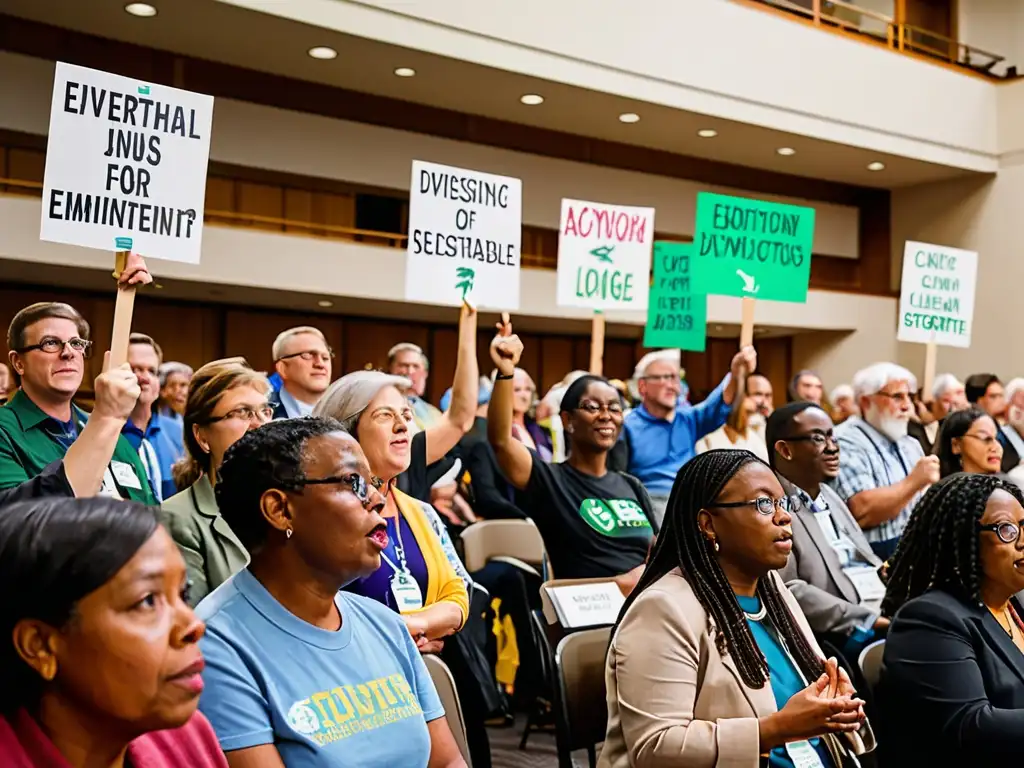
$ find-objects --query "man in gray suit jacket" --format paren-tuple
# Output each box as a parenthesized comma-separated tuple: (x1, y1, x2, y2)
(767, 402, 890, 651)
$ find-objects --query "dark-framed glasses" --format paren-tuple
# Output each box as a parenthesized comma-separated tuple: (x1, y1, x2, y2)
(576, 400, 624, 416)
(964, 433, 1001, 447)
(17, 337, 93, 359)
(277, 349, 334, 364)
(296, 473, 371, 503)
(710, 495, 793, 516)
(978, 521, 1023, 545)
(779, 430, 837, 450)
(206, 404, 274, 424)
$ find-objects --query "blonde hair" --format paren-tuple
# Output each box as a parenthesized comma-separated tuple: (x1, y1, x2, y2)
(272, 326, 327, 362)
(313, 370, 412, 434)
(171, 357, 270, 490)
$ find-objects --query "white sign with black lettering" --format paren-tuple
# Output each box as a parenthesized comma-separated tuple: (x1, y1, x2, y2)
(406, 160, 522, 310)
(548, 582, 625, 629)
(40, 62, 214, 264)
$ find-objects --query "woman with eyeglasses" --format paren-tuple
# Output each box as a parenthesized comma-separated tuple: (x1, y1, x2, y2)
(936, 406, 1004, 478)
(487, 316, 656, 589)
(197, 417, 467, 768)
(160, 358, 273, 605)
(600, 449, 873, 768)
(877, 473, 1024, 764)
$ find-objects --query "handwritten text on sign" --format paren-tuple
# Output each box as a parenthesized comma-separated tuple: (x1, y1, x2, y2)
(644, 242, 707, 351)
(40, 62, 214, 264)
(548, 582, 625, 629)
(692, 192, 815, 304)
(406, 160, 522, 309)
(898, 241, 978, 349)
(556, 199, 654, 310)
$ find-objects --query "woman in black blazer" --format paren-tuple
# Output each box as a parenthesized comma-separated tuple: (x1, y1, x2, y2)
(877, 472, 1024, 764)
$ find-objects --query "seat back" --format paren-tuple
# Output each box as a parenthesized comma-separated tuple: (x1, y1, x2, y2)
(858, 638, 886, 690)
(554, 626, 611, 764)
(460, 519, 547, 573)
(423, 655, 472, 767)
(540, 577, 624, 630)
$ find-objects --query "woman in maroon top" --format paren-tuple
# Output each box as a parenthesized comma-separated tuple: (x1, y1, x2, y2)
(0, 497, 227, 768)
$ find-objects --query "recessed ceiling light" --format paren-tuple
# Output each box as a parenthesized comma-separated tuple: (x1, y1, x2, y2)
(394, 67, 416, 77)
(697, 129, 718, 138)
(618, 112, 641, 124)
(317, 299, 334, 308)
(124, 3, 157, 16)
(520, 94, 544, 106)
(776, 147, 796, 156)
(867, 161, 886, 171)
(308, 46, 338, 60)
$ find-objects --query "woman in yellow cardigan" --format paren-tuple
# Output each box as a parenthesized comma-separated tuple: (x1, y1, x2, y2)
(315, 369, 473, 651)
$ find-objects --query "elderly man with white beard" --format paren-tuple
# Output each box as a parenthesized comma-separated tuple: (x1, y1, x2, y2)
(832, 362, 940, 560)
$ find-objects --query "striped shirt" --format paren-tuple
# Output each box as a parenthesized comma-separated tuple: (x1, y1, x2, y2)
(830, 417, 925, 545)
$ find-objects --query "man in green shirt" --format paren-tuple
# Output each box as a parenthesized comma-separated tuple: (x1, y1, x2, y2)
(1, 301, 156, 504)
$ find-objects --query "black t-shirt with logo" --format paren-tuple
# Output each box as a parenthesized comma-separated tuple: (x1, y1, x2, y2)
(523, 454, 655, 579)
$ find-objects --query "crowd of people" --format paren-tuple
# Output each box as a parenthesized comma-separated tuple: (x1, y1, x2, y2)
(1, 264, 1023, 766)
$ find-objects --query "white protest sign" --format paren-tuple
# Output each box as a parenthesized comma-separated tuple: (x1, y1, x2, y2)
(548, 582, 625, 629)
(406, 160, 522, 309)
(40, 62, 214, 264)
(556, 198, 654, 311)
(898, 241, 978, 348)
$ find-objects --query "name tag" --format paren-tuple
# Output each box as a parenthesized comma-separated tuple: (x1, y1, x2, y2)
(98, 467, 124, 499)
(111, 460, 143, 490)
(548, 582, 625, 629)
(845, 566, 887, 603)
(785, 740, 826, 768)
(391, 572, 424, 612)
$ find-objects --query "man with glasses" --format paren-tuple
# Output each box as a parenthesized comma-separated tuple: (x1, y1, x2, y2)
(621, 346, 756, 526)
(767, 401, 888, 660)
(0, 302, 155, 503)
(269, 326, 333, 419)
(388, 342, 442, 431)
(833, 362, 939, 559)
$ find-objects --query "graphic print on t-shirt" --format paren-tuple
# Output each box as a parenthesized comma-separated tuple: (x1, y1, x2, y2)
(285, 672, 424, 748)
(578, 498, 652, 537)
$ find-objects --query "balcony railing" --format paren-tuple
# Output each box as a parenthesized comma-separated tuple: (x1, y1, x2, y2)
(744, 0, 1010, 78)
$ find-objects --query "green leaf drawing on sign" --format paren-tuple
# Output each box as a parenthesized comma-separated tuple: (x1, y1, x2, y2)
(455, 266, 475, 301)
(589, 245, 615, 264)
(736, 269, 760, 295)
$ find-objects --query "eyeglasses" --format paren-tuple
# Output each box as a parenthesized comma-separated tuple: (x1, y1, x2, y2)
(778, 430, 837, 450)
(978, 521, 1024, 545)
(576, 400, 624, 416)
(641, 374, 679, 384)
(206, 404, 274, 424)
(876, 391, 912, 405)
(277, 349, 334, 364)
(709, 495, 793, 516)
(964, 433, 1001, 447)
(17, 337, 93, 359)
(296, 473, 372, 503)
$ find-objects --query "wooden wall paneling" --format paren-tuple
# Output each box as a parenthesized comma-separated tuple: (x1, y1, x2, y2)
(571, 337, 591, 374)
(86, 297, 114, 385)
(515, 333, 543, 392)
(604, 339, 638, 382)
(539, 337, 574, 395)
(283, 188, 314, 235)
(427, 327, 458, 407)
(236, 182, 284, 231)
(751, 336, 793, 408)
(342, 318, 428, 376)
(312, 192, 356, 233)
(205, 176, 235, 212)
(131, 302, 222, 371)
(7, 147, 44, 183)
(223, 310, 344, 374)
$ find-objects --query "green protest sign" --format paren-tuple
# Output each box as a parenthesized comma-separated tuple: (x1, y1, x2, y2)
(643, 242, 707, 351)
(691, 192, 815, 303)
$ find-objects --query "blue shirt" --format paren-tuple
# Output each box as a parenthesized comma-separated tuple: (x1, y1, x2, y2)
(197, 569, 444, 767)
(623, 375, 732, 495)
(278, 386, 315, 419)
(345, 514, 430, 611)
(737, 594, 832, 768)
(121, 412, 183, 501)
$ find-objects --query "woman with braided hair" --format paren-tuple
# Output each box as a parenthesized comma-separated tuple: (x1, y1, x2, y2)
(876, 472, 1024, 764)
(599, 449, 873, 768)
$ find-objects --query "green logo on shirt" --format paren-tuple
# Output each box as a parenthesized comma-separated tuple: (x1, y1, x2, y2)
(578, 498, 651, 537)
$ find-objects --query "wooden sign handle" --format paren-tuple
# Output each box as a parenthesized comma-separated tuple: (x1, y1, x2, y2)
(108, 250, 137, 368)
(922, 340, 937, 404)
(740, 296, 756, 348)
(590, 311, 605, 376)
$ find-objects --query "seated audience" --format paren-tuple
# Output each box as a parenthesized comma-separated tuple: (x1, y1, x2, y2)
(790, 369, 824, 404)
(829, 384, 858, 425)
(0, 497, 225, 767)
(878, 473, 1024, 764)
(197, 418, 466, 767)
(697, 376, 769, 462)
(124, 333, 184, 501)
(600, 449, 872, 768)
(315, 371, 470, 647)
(833, 362, 937, 559)
(0, 300, 154, 503)
(390, 341, 444, 431)
(160, 358, 271, 605)
(768, 402, 887, 657)
(487, 317, 656, 591)
(936, 406, 1003, 477)
(908, 372, 966, 455)
(269, 326, 333, 418)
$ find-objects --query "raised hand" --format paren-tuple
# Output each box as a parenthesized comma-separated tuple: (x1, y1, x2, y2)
(118, 253, 153, 287)
(490, 312, 523, 376)
(92, 351, 141, 422)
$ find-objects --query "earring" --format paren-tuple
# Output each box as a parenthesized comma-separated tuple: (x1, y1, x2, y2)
(286, 528, 293, 540)
(707, 537, 719, 552)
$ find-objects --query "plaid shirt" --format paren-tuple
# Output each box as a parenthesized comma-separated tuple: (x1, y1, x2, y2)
(830, 417, 925, 544)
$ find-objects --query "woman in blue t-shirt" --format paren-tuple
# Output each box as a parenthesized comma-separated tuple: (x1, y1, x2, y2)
(195, 417, 467, 768)
(599, 450, 875, 768)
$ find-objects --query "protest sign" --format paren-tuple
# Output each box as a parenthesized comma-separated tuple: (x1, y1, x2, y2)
(40, 62, 214, 265)
(898, 241, 977, 349)
(405, 160, 522, 309)
(556, 198, 654, 311)
(644, 242, 707, 351)
(692, 192, 815, 303)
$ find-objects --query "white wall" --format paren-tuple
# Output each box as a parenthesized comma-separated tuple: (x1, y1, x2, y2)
(0, 51, 860, 258)
(958, 0, 1024, 76)
(219, 0, 999, 171)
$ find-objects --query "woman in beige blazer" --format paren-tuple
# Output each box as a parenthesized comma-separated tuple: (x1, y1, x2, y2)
(600, 449, 874, 768)
(160, 358, 270, 605)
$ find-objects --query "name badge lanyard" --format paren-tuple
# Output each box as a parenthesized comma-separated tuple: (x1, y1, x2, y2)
(380, 515, 424, 611)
